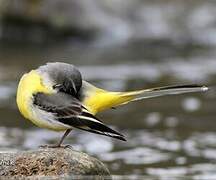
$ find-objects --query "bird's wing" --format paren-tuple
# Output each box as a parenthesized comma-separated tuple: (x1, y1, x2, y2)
(33, 92, 126, 141)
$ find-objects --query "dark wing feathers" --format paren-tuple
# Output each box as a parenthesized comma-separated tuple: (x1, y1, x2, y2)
(77, 127, 126, 141)
(33, 92, 126, 141)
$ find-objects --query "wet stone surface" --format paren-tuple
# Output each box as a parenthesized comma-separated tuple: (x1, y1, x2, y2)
(0, 148, 110, 178)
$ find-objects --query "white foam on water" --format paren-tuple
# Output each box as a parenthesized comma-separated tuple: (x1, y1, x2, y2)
(182, 97, 202, 112)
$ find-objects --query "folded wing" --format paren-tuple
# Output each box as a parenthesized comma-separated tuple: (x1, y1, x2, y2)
(33, 92, 126, 141)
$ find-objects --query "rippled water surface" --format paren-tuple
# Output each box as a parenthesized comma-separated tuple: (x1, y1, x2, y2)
(0, 1, 216, 179)
(0, 43, 215, 179)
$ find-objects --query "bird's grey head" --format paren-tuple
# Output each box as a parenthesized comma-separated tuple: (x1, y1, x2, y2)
(37, 62, 82, 96)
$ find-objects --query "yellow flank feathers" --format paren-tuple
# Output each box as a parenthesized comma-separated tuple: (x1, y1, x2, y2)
(16, 70, 53, 124)
(83, 88, 136, 115)
(82, 81, 148, 115)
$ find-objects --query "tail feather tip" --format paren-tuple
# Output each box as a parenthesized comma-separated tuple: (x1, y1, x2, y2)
(202, 86, 209, 92)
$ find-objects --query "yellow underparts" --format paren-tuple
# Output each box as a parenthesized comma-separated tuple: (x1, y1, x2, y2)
(83, 87, 135, 115)
(16, 70, 61, 130)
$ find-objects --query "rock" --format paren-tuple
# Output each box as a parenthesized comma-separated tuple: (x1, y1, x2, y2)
(0, 148, 111, 178)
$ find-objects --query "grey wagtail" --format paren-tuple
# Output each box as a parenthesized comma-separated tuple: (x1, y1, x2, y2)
(16, 62, 208, 147)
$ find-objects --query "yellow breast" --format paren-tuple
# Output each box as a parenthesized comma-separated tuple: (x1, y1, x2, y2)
(16, 70, 72, 131)
(16, 70, 52, 123)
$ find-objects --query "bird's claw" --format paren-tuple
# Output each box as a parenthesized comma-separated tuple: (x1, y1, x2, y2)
(39, 144, 72, 149)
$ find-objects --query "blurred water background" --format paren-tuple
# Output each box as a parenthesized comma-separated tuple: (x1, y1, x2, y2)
(0, 0, 216, 179)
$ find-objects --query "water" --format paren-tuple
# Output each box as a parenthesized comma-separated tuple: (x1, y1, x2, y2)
(0, 1, 216, 179)
(0, 42, 215, 179)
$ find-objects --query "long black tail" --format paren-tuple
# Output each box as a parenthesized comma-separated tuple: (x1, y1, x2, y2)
(119, 84, 208, 104)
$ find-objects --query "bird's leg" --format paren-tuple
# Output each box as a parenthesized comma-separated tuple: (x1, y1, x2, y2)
(56, 129, 72, 147)
(40, 129, 72, 148)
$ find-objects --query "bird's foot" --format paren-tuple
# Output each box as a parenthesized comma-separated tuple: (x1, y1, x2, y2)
(39, 144, 72, 149)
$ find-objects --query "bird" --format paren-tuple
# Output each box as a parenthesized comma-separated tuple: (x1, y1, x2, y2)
(16, 62, 208, 147)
